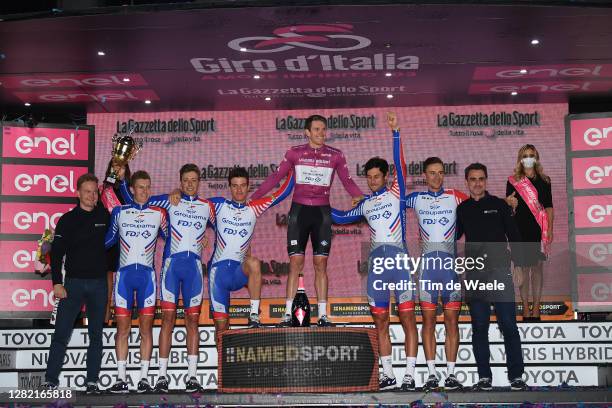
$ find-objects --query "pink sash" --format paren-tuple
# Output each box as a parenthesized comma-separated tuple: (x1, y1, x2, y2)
(508, 176, 550, 256)
(100, 185, 122, 211)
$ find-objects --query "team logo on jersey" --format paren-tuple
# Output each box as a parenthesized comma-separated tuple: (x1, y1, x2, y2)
(239, 229, 248, 238)
(382, 210, 392, 219)
(233, 215, 241, 221)
(430, 204, 440, 210)
(187, 206, 196, 214)
(439, 217, 449, 226)
(142, 230, 151, 239)
(135, 217, 144, 223)
(194, 222, 203, 229)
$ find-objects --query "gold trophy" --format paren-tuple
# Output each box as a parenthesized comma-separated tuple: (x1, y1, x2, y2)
(105, 132, 141, 185)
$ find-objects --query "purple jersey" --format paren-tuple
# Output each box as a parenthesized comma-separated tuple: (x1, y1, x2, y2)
(251, 143, 362, 206)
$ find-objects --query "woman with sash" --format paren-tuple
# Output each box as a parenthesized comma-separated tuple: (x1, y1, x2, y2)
(505, 144, 553, 321)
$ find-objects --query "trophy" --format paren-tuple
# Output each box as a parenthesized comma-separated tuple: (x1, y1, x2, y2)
(105, 132, 141, 185)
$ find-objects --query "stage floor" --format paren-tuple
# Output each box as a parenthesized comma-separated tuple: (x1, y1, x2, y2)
(57, 387, 611, 407)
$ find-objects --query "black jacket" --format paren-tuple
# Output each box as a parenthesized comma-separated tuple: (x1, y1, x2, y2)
(51, 204, 110, 285)
(456, 192, 522, 269)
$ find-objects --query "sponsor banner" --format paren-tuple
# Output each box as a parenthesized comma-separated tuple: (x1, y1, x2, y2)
(1, 322, 611, 350)
(577, 273, 612, 306)
(572, 156, 612, 190)
(1, 126, 89, 160)
(269, 303, 318, 318)
(51, 366, 599, 390)
(0, 280, 55, 312)
(13, 342, 612, 370)
(570, 117, 612, 152)
(0, 240, 39, 272)
(0, 202, 73, 235)
(219, 328, 378, 392)
(1, 164, 88, 197)
(0, 73, 148, 89)
(58, 369, 218, 390)
(469, 80, 612, 95)
(575, 235, 612, 268)
(0, 327, 216, 349)
(574, 195, 612, 229)
(331, 303, 371, 317)
(13, 89, 159, 104)
(17, 347, 218, 370)
(395, 366, 598, 387)
(390, 343, 612, 365)
(388, 322, 612, 344)
(472, 64, 612, 81)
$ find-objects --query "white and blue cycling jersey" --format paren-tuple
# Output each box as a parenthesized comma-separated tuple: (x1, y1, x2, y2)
(120, 181, 215, 261)
(120, 182, 216, 312)
(406, 187, 467, 309)
(405, 188, 467, 255)
(331, 130, 407, 246)
(208, 171, 294, 319)
(104, 202, 168, 315)
(331, 130, 414, 312)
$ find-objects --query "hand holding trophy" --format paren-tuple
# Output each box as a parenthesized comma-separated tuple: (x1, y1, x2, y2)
(105, 131, 142, 185)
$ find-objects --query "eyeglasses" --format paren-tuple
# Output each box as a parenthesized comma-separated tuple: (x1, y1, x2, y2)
(522, 154, 536, 158)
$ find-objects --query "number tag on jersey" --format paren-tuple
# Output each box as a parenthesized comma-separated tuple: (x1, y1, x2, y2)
(295, 165, 333, 187)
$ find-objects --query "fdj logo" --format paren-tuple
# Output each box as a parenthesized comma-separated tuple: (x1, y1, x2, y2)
(239, 229, 249, 238)
(439, 217, 449, 226)
(178, 220, 192, 227)
(194, 222, 203, 229)
(224, 227, 237, 235)
(125, 231, 139, 237)
(141, 230, 151, 239)
(382, 211, 392, 219)
(423, 219, 436, 225)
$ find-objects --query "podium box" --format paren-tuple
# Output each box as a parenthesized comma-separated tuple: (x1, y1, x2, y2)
(219, 327, 379, 393)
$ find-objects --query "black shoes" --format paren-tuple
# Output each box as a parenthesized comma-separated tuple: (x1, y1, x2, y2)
(399, 375, 416, 391)
(472, 377, 493, 391)
(108, 380, 129, 394)
(154, 375, 169, 393)
(444, 374, 463, 391)
(317, 314, 335, 327)
(379, 374, 397, 390)
(423, 374, 439, 392)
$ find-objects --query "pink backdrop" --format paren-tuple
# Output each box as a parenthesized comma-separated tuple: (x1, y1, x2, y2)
(89, 103, 569, 299)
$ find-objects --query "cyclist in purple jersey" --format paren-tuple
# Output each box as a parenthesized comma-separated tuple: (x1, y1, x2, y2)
(331, 113, 418, 391)
(252, 114, 364, 327)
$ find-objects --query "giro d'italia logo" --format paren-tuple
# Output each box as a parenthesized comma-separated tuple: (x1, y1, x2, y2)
(227, 24, 371, 53)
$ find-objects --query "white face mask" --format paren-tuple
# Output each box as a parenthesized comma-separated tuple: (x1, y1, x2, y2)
(521, 157, 537, 168)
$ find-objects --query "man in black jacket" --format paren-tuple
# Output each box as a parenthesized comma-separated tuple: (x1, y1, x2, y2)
(456, 163, 527, 392)
(44, 173, 110, 394)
